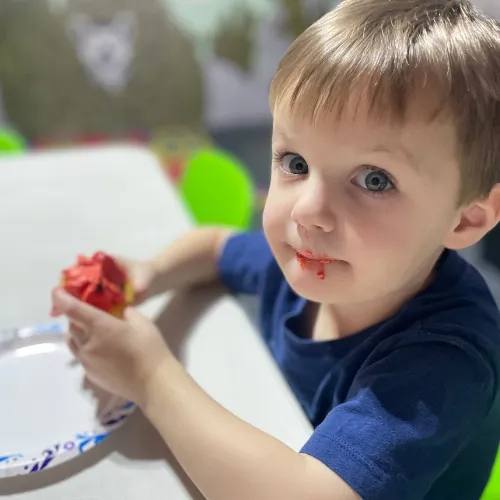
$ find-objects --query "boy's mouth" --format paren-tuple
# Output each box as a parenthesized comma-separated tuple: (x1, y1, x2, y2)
(296, 250, 335, 262)
(295, 250, 336, 280)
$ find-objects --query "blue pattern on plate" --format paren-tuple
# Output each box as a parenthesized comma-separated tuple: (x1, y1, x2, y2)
(0, 454, 22, 464)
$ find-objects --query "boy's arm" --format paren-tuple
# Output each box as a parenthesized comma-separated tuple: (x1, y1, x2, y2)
(147, 227, 234, 296)
(146, 229, 274, 298)
(139, 333, 495, 500)
(142, 357, 361, 500)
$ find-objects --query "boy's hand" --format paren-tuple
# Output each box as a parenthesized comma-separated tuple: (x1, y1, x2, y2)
(51, 288, 172, 405)
(114, 256, 158, 305)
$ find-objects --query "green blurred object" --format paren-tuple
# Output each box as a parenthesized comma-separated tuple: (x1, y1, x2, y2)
(0, 128, 26, 154)
(481, 449, 500, 499)
(180, 148, 255, 230)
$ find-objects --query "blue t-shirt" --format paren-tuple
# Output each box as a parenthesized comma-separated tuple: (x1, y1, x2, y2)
(218, 231, 500, 500)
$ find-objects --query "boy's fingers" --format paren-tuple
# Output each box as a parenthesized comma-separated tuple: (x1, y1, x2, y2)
(69, 322, 89, 347)
(50, 306, 61, 317)
(52, 288, 110, 327)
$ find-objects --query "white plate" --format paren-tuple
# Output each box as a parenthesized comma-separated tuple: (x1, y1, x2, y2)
(0, 322, 135, 478)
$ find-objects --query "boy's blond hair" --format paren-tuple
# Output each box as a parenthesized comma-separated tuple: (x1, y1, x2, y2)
(270, 0, 500, 204)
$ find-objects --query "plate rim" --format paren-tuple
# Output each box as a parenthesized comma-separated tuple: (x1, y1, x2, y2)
(0, 321, 136, 478)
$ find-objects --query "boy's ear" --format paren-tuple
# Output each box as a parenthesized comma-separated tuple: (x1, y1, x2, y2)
(444, 184, 500, 250)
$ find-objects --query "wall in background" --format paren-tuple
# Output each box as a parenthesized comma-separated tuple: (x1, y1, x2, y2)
(473, 0, 500, 18)
(0, 0, 338, 139)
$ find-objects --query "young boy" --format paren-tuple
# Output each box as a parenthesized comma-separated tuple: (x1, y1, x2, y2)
(52, 0, 500, 498)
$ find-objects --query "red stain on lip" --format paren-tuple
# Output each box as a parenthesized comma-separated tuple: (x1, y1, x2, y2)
(295, 251, 335, 280)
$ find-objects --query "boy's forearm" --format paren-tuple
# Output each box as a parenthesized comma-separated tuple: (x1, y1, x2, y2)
(148, 227, 233, 296)
(139, 359, 359, 500)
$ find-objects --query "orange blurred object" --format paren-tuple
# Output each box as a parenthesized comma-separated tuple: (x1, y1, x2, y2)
(58, 251, 134, 318)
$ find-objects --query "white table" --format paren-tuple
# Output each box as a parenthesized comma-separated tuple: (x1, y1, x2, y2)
(0, 146, 312, 499)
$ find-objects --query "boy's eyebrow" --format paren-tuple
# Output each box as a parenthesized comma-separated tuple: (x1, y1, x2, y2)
(368, 144, 420, 172)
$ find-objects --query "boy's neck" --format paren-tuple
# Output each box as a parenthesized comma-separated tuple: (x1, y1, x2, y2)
(309, 259, 439, 342)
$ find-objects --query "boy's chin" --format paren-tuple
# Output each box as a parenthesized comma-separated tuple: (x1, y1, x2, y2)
(283, 258, 343, 303)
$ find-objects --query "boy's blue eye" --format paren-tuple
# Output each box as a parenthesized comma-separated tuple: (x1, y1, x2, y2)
(282, 154, 309, 175)
(354, 167, 394, 192)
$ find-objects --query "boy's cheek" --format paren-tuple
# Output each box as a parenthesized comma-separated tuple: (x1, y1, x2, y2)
(262, 198, 290, 234)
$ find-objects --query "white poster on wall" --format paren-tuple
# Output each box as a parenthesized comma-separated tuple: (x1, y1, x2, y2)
(67, 11, 137, 94)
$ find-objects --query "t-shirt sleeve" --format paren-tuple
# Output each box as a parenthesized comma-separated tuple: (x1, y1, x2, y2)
(217, 231, 274, 295)
(301, 338, 496, 500)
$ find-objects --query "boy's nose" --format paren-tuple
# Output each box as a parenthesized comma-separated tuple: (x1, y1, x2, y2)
(290, 187, 335, 233)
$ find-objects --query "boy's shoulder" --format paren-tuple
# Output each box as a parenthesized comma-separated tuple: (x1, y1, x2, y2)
(326, 249, 500, 379)
(218, 230, 273, 296)
(397, 250, 500, 352)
